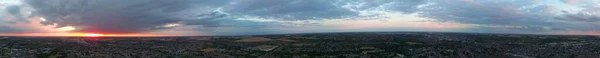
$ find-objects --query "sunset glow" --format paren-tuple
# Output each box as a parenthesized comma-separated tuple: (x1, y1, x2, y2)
(0, 33, 173, 37)
(67, 33, 168, 37)
(84, 34, 104, 37)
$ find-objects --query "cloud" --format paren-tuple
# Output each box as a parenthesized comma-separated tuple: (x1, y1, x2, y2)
(24, 0, 204, 34)
(557, 11, 600, 22)
(556, 0, 600, 22)
(552, 0, 600, 32)
(421, 0, 551, 25)
(0, 25, 20, 32)
(221, 0, 425, 20)
(222, 0, 355, 20)
(416, 0, 583, 32)
(15, 0, 428, 34)
(1, 0, 598, 35)
(5, 5, 20, 16)
(2, 5, 32, 24)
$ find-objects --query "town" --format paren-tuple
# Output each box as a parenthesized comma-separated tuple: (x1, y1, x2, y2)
(1, 32, 599, 58)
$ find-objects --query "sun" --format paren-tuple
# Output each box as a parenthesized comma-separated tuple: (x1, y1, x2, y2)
(84, 34, 104, 37)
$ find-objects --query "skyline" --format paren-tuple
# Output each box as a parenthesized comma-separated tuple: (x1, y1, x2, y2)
(0, 0, 600, 36)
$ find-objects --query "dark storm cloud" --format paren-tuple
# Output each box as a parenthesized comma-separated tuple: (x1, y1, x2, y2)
(25, 0, 197, 33)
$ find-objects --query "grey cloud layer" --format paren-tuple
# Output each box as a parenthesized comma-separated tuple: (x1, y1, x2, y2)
(556, 0, 600, 23)
(221, 0, 424, 20)
(423, 0, 555, 25)
(419, 0, 562, 32)
(26, 0, 196, 33)
(17, 0, 424, 34)
(553, 0, 600, 31)
(558, 11, 600, 22)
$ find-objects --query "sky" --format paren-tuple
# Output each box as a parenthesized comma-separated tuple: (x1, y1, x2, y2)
(0, 0, 599, 36)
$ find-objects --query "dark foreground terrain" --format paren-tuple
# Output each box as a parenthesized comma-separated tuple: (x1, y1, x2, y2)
(1, 32, 600, 58)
